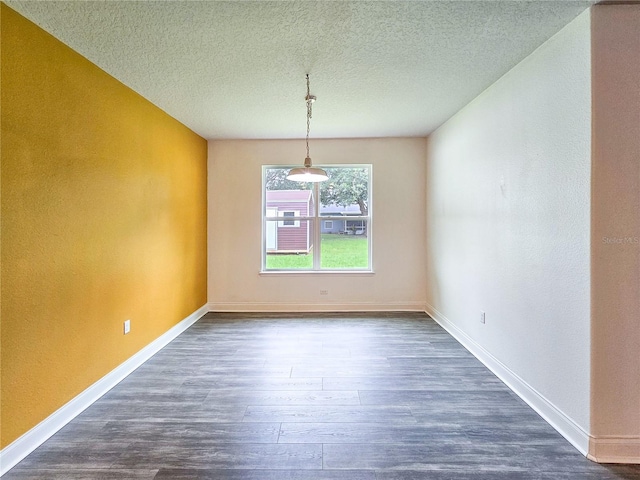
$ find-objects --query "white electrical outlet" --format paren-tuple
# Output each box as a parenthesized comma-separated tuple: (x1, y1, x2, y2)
(124, 319, 131, 334)
(480, 312, 486, 324)
(320, 290, 329, 296)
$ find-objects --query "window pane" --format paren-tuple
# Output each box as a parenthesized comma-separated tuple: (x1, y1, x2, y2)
(319, 167, 369, 216)
(265, 167, 314, 214)
(265, 219, 313, 270)
(321, 221, 369, 269)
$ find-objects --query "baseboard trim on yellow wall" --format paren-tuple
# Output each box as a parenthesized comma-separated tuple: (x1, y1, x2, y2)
(588, 436, 640, 464)
(0, 304, 208, 477)
(425, 302, 591, 458)
(207, 301, 427, 312)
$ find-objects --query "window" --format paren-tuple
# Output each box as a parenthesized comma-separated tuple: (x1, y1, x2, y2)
(263, 165, 371, 271)
(278, 210, 299, 227)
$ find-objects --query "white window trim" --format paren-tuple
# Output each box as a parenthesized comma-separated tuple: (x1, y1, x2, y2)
(324, 220, 334, 230)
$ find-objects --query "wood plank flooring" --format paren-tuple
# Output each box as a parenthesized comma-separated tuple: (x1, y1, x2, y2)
(5, 312, 640, 479)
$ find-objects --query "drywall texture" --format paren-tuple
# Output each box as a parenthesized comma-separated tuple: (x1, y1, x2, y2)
(590, 5, 640, 462)
(426, 11, 591, 435)
(1, 5, 208, 448)
(208, 138, 427, 311)
(4, 1, 591, 139)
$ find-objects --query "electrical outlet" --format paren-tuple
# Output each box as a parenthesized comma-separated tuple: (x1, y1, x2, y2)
(124, 319, 131, 334)
(320, 290, 329, 296)
(480, 312, 486, 324)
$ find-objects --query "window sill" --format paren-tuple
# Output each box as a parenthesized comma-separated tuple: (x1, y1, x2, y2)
(259, 270, 374, 276)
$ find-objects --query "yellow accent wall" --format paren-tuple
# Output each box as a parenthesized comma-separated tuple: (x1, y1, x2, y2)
(1, 4, 208, 448)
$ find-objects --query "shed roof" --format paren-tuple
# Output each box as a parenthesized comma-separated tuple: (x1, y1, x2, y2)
(266, 190, 312, 202)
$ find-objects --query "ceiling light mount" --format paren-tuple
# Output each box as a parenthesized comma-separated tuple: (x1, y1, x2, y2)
(287, 74, 327, 182)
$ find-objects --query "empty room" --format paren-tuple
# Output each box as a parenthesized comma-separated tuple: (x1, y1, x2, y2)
(1, 1, 639, 479)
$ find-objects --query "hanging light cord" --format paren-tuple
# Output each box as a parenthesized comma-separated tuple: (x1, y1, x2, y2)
(305, 73, 314, 162)
(286, 74, 326, 182)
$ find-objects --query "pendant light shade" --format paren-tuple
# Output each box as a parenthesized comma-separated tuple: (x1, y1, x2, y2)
(287, 74, 327, 183)
(286, 157, 328, 182)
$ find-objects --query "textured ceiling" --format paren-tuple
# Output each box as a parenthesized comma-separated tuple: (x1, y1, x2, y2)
(6, 1, 594, 139)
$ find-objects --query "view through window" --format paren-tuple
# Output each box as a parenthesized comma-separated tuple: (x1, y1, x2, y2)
(263, 165, 371, 271)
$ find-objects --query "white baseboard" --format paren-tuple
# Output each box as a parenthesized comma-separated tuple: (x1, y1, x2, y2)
(208, 301, 427, 312)
(425, 302, 591, 457)
(588, 436, 640, 464)
(0, 304, 208, 477)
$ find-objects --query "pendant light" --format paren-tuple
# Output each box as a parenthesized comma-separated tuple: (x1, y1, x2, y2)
(286, 74, 328, 182)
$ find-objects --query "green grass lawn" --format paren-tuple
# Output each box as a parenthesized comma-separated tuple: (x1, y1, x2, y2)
(266, 234, 368, 270)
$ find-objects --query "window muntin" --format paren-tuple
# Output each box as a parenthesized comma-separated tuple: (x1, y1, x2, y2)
(263, 165, 371, 272)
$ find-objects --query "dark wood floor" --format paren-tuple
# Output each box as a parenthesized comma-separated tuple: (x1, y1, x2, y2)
(6, 312, 640, 479)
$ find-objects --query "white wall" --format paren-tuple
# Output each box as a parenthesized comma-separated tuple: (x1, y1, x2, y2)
(208, 138, 427, 311)
(426, 11, 592, 452)
(590, 5, 640, 463)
